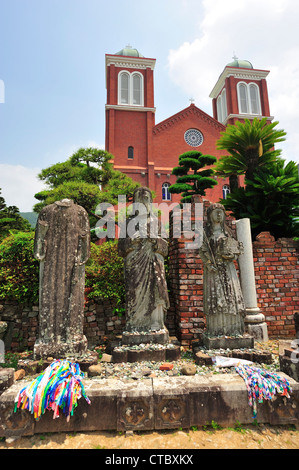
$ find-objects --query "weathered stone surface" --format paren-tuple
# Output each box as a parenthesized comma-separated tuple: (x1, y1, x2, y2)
(118, 187, 169, 335)
(180, 364, 197, 376)
(0, 321, 7, 340)
(165, 345, 181, 362)
(194, 351, 213, 366)
(14, 369, 25, 381)
(203, 334, 254, 350)
(198, 204, 246, 337)
(0, 373, 298, 437)
(33, 199, 90, 359)
(100, 353, 112, 363)
(0, 368, 14, 395)
(87, 364, 102, 377)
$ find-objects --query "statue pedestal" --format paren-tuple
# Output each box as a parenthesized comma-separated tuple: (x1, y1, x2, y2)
(110, 329, 181, 363)
(33, 335, 88, 360)
(121, 329, 169, 346)
(203, 334, 254, 350)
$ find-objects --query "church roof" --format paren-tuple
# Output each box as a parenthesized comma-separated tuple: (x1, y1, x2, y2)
(115, 45, 144, 58)
(153, 103, 225, 135)
(226, 58, 253, 69)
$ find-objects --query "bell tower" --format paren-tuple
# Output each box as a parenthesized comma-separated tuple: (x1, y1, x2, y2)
(209, 57, 273, 126)
(105, 46, 156, 187)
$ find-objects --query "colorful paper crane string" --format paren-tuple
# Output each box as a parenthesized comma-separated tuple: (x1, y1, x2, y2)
(14, 359, 91, 421)
(235, 364, 292, 419)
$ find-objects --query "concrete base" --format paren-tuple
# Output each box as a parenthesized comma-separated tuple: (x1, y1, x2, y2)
(246, 322, 269, 342)
(121, 329, 169, 346)
(112, 344, 181, 363)
(0, 372, 298, 437)
(203, 334, 254, 350)
(279, 339, 299, 383)
(33, 335, 88, 359)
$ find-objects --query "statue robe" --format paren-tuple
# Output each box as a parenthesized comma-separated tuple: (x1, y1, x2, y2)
(34, 200, 90, 357)
(199, 232, 246, 336)
(118, 233, 170, 333)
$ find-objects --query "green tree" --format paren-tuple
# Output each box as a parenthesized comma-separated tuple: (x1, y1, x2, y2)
(0, 189, 32, 240)
(215, 118, 286, 191)
(221, 159, 299, 239)
(33, 147, 140, 238)
(169, 150, 217, 203)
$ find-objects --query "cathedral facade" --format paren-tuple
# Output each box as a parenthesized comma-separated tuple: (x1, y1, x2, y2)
(105, 46, 272, 204)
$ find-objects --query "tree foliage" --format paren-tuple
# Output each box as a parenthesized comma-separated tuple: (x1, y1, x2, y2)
(216, 118, 286, 190)
(0, 189, 32, 240)
(0, 232, 39, 303)
(221, 159, 299, 239)
(0, 233, 126, 307)
(169, 151, 217, 203)
(85, 240, 125, 307)
(33, 147, 140, 238)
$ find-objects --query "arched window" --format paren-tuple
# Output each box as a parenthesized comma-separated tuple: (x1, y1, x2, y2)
(132, 73, 142, 105)
(238, 83, 248, 113)
(216, 88, 227, 123)
(128, 146, 134, 159)
(217, 96, 222, 122)
(162, 182, 171, 201)
(249, 83, 260, 115)
(221, 88, 227, 121)
(119, 72, 130, 104)
(222, 184, 230, 199)
(237, 82, 261, 115)
(118, 71, 143, 106)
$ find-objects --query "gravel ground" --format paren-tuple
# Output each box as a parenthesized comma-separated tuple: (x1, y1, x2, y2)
(93, 339, 281, 380)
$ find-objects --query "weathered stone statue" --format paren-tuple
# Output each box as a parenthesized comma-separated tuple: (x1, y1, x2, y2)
(118, 187, 169, 340)
(199, 203, 246, 338)
(33, 199, 90, 358)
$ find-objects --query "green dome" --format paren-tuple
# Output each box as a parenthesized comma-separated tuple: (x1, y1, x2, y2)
(115, 45, 144, 58)
(227, 58, 253, 69)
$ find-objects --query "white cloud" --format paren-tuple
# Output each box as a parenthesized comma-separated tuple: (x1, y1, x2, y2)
(167, 0, 299, 162)
(0, 142, 107, 212)
(0, 164, 45, 212)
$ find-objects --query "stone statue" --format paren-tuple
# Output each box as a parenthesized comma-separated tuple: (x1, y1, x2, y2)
(199, 203, 246, 337)
(118, 187, 170, 335)
(33, 199, 90, 358)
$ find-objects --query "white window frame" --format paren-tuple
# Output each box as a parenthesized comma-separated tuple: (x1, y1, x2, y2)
(237, 82, 261, 115)
(217, 88, 227, 123)
(162, 182, 171, 201)
(222, 184, 230, 199)
(118, 71, 144, 106)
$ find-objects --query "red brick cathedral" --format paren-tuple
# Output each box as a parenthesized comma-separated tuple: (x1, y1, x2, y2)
(105, 46, 272, 204)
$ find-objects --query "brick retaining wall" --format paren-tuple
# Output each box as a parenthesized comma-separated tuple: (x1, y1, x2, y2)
(168, 199, 299, 346)
(0, 300, 126, 352)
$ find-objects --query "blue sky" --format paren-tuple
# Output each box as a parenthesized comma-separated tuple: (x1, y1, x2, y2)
(0, 0, 298, 211)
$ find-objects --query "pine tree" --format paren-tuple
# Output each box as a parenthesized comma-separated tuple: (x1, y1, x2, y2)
(169, 150, 217, 203)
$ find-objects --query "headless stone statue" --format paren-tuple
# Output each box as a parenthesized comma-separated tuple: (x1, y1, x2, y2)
(33, 199, 90, 358)
(199, 203, 246, 337)
(118, 187, 170, 336)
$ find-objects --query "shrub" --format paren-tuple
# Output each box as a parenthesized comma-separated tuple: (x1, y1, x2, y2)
(0, 232, 39, 303)
(85, 240, 125, 307)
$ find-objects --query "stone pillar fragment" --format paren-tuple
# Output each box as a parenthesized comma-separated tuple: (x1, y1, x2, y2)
(235, 218, 268, 342)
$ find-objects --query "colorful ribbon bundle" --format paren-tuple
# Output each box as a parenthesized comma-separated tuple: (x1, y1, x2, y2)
(235, 364, 292, 419)
(14, 359, 91, 421)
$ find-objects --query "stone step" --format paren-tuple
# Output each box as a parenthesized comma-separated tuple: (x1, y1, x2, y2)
(1, 373, 298, 438)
